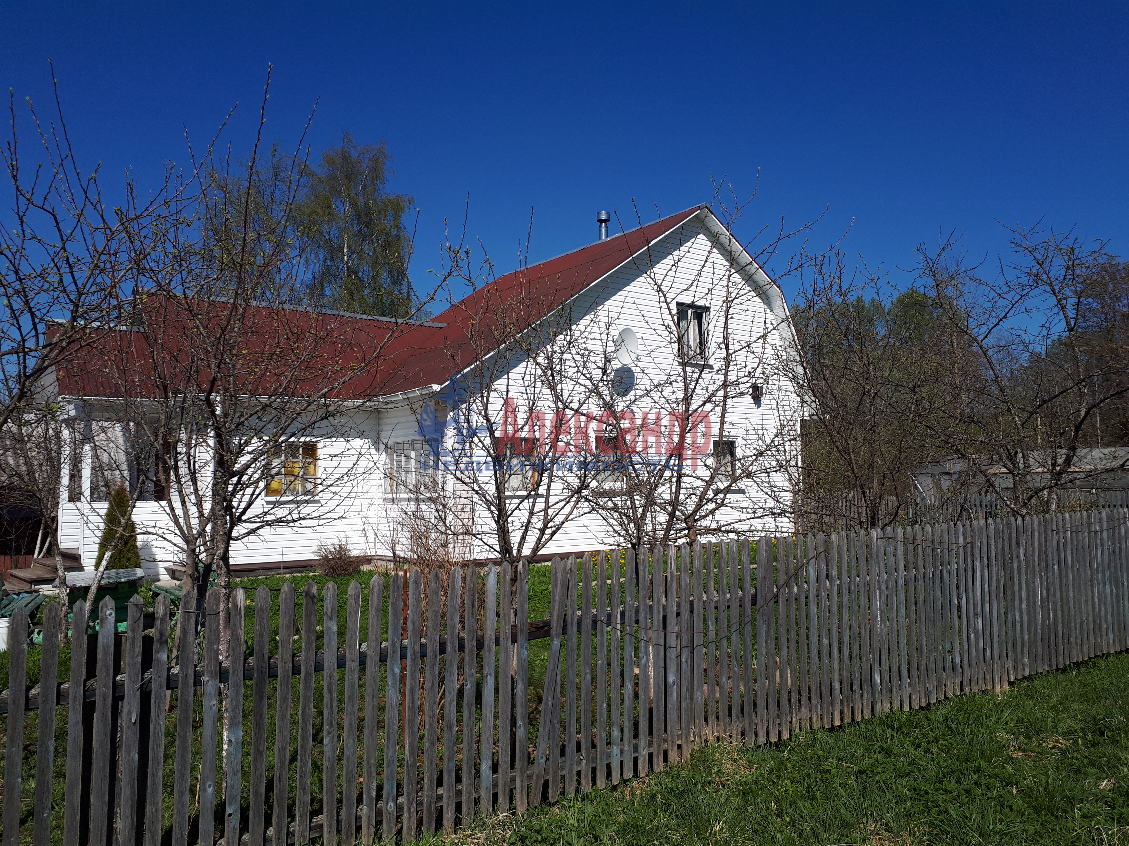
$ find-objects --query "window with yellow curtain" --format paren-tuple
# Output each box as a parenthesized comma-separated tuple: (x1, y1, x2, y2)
(267, 443, 318, 496)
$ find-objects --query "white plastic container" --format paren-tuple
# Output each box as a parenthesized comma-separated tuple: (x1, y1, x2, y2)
(0, 617, 9, 652)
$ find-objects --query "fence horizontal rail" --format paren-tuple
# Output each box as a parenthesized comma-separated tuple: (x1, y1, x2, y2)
(0, 591, 756, 714)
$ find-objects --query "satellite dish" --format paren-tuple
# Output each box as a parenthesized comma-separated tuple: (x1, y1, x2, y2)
(611, 366, 636, 396)
(615, 328, 638, 365)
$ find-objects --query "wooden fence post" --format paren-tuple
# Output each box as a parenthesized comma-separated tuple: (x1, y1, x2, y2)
(705, 542, 716, 742)
(651, 546, 665, 769)
(273, 583, 295, 846)
(797, 535, 811, 728)
(442, 568, 462, 831)
(248, 588, 270, 846)
(88, 596, 118, 846)
(116, 596, 143, 846)
(2, 607, 29, 846)
(224, 589, 246, 846)
(31, 602, 62, 846)
(515, 562, 530, 811)
(609, 552, 622, 786)
(741, 542, 755, 747)
(144, 594, 170, 846)
(461, 566, 478, 821)
(623, 548, 637, 782)
(499, 561, 514, 810)
(363, 573, 384, 841)
(403, 570, 422, 842)
(780, 535, 795, 737)
(596, 551, 609, 785)
(197, 588, 222, 846)
(532, 558, 563, 807)
(669, 544, 682, 755)
(382, 573, 403, 843)
(727, 540, 741, 742)
(691, 543, 704, 746)
(755, 538, 769, 745)
(818, 533, 833, 726)
(342, 581, 362, 846)
(564, 556, 579, 795)
(322, 583, 339, 846)
(296, 583, 317, 845)
(580, 555, 593, 792)
(638, 550, 651, 772)
(479, 565, 497, 818)
(423, 571, 442, 834)
(829, 533, 842, 726)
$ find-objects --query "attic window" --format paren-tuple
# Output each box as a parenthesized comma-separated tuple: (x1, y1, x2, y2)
(677, 303, 709, 361)
(713, 439, 737, 481)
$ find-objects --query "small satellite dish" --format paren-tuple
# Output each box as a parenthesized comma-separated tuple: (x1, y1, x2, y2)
(615, 328, 638, 365)
(612, 366, 636, 396)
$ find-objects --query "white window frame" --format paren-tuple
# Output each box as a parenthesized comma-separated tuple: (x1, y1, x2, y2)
(501, 437, 541, 493)
(677, 303, 710, 362)
(267, 442, 319, 497)
(386, 439, 435, 496)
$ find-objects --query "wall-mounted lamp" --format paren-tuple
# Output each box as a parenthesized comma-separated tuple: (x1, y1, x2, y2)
(751, 383, 764, 404)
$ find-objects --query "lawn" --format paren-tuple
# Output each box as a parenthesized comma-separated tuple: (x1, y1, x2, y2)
(436, 652, 1129, 846)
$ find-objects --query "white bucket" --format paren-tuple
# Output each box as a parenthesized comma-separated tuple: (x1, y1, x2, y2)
(0, 617, 9, 652)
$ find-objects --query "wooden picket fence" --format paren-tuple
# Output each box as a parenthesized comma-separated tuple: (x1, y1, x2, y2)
(2, 508, 1129, 845)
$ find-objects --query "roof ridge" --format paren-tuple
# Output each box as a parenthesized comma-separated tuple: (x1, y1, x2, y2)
(501, 204, 703, 280)
(432, 205, 705, 321)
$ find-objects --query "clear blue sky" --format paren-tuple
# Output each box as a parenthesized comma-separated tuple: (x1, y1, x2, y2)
(3, 2, 1127, 302)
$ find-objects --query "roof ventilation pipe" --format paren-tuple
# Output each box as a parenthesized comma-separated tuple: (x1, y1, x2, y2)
(597, 210, 610, 241)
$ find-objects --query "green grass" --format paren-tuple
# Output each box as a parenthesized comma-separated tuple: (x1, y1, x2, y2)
(440, 652, 1129, 846)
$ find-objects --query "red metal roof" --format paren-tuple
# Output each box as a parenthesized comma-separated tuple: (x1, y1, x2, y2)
(55, 206, 705, 401)
(376, 205, 705, 394)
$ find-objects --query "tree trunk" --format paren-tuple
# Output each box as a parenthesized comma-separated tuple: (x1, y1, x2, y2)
(84, 554, 113, 608)
(51, 533, 70, 645)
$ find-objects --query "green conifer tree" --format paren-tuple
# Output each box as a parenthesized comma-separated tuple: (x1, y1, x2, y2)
(95, 485, 141, 571)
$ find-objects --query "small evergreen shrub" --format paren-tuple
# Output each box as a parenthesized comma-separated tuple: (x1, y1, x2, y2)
(95, 485, 142, 571)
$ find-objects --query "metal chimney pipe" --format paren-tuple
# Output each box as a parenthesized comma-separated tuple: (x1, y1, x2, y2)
(597, 210, 610, 241)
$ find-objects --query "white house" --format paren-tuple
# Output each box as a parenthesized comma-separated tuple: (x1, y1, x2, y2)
(53, 205, 801, 577)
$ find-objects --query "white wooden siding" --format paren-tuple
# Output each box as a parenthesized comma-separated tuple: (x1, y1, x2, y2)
(56, 215, 802, 572)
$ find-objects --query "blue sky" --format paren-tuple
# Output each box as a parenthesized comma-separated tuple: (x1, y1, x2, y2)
(2, 2, 1127, 303)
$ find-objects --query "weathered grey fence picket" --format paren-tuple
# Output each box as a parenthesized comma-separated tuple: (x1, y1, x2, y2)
(2, 508, 1128, 845)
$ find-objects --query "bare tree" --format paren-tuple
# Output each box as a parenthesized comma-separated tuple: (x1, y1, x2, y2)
(914, 226, 1129, 513)
(786, 250, 965, 530)
(1, 69, 193, 589)
(64, 76, 431, 627)
(785, 222, 1129, 532)
(391, 214, 600, 566)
